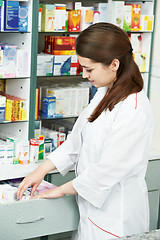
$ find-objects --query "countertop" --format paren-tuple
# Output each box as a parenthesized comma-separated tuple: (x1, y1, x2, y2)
(119, 229, 160, 239)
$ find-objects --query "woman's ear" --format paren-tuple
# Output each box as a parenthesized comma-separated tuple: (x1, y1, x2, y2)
(110, 59, 120, 72)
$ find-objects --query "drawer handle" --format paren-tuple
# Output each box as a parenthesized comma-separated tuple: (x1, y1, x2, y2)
(16, 217, 44, 224)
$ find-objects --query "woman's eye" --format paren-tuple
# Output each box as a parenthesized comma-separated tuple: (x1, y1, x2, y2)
(86, 69, 92, 73)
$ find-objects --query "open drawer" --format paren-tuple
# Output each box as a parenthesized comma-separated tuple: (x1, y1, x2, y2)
(0, 195, 79, 240)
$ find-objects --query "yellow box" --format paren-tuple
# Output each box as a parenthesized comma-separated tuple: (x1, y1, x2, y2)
(41, 4, 55, 32)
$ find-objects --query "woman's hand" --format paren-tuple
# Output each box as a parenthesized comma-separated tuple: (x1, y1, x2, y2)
(32, 187, 65, 199)
(17, 159, 56, 200)
(32, 180, 78, 200)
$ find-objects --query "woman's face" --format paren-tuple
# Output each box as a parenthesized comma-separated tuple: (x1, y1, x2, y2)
(78, 56, 118, 88)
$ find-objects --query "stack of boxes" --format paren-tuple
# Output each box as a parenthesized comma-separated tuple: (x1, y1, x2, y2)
(39, 2, 108, 33)
(0, 43, 29, 78)
(37, 36, 82, 76)
(40, 85, 90, 119)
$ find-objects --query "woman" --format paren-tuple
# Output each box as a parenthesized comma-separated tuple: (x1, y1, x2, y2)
(17, 23, 154, 239)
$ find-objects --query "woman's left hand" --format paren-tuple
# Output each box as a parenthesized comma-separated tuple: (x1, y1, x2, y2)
(32, 187, 65, 199)
(31, 180, 77, 200)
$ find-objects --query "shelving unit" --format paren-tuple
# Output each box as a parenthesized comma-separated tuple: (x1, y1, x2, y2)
(0, 0, 34, 139)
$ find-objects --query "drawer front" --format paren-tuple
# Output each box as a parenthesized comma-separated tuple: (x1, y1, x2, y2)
(145, 160, 160, 191)
(0, 196, 79, 240)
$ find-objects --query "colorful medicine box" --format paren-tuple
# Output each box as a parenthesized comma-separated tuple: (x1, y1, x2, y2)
(123, 5, 132, 32)
(42, 96, 56, 119)
(54, 4, 66, 31)
(53, 55, 71, 76)
(4, 1, 19, 31)
(0, 44, 17, 78)
(130, 4, 141, 31)
(41, 4, 55, 32)
(53, 36, 76, 55)
(0, 95, 6, 122)
(140, 15, 154, 31)
(68, 10, 81, 32)
(37, 53, 54, 76)
(19, 6, 28, 32)
(70, 55, 79, 75)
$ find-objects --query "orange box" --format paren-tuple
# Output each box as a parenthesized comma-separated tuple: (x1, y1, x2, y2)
(53, 36, 76, 51)
(4, 94, 27, 121)
(68, 10, 81, 32)
(52, 50, 76, 55)
(130, 4, 141, 31)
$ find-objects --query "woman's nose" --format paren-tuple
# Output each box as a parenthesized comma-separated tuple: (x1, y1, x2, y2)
(82, 68, 89, 79)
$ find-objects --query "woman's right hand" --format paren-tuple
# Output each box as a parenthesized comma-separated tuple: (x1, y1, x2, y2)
(17, 169, 44, 200)
(17, 159, 56, 200)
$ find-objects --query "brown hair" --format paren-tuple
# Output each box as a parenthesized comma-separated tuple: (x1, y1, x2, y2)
(76, 23, 143, 122)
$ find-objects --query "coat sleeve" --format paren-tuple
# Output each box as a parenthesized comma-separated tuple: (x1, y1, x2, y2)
(72, 107, 154, 208)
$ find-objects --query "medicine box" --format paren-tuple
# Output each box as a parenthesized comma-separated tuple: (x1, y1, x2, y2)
(53, 36, 76, 55)
(42, 87, 64, 117)
(44, 138, 52, 158)
(130, 33, 142, 53)
(68, 10, 81, 32)
(16, 49, 29, 77)
(6, 136, 20, 164)
(70, 55, 79, 75)
(0, 44, 17, 78)
(4, 94, 27, 122)
(81, 7, 94, 31)
(111, 1, 124, 29)
(54, 4, 66, 32)
(41, 4, 55, 32)
(19, 5, 28, 32)
(4, 0, 19, 31)
(37, 53, 54, 76)
(42, 96, 56, 119)
(38, 4, 42, 32)
(130, 4, 141, 31)
(94, 3, 108, 23)
(75, 87, 89, 115)
(0, 95, 6, 122)
(140, 15, 154, 31)
(123, 5, 132, 32)
(53, 55, 71, 76)
(134, 52, 147, 73)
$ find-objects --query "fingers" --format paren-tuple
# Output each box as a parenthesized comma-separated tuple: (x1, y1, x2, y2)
(30, 184, 38, 197)
(17, 178, 31, 200)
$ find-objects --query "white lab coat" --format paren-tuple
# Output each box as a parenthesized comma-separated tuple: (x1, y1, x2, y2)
(48, 86, 154, 240)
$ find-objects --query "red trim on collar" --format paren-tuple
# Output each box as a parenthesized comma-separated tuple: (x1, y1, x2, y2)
(135, 93, 137, 109)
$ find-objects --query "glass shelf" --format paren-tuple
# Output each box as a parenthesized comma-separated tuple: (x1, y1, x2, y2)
(0, 31, 31, 34)
(38, 115, 79, 121)
(0, 120, 29, 124)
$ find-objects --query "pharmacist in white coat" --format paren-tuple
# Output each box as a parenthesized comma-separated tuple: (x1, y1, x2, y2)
(17, 23, 154, 239)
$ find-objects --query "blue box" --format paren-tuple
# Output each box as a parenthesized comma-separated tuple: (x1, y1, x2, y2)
(53, 55, 71, 76)
(4, 1, 19, 31)
(42, 96, 56, 119)
(19, 6, 28, 32)
(0, 107, 5, 122)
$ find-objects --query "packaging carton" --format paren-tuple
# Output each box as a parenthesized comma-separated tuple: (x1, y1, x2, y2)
(54, 4, 66, 31)
(41, 4, 55, 32)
